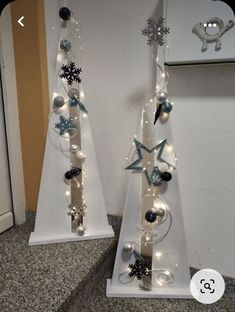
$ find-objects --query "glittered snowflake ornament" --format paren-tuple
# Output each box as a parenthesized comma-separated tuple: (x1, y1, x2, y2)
(55, 115, 77, 136)
(60, 62, 82, 85)
(142, 17, 170, 46)
(67, 203, 86, 219)
(128, 259, 150, 280)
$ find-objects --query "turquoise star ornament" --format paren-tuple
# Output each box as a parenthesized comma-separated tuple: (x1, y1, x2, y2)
(125, 139, 175, 186)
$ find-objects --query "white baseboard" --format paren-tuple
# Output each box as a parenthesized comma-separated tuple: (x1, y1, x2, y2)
(0, 212, 14, 233)
(29, 225, 114, 246)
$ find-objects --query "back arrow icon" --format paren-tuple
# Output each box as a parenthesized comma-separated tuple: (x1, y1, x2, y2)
(18, 16, 24, 27)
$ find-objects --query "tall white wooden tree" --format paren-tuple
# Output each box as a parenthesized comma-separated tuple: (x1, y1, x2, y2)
(29, 4, 113, 245)
(107, 16, 191, 298)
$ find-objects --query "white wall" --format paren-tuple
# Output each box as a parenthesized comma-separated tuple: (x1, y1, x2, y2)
(44, 0, 235, 277)
(168, 64, 235, 278)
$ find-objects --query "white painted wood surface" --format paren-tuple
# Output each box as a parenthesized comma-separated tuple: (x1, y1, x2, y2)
(29, 0, 114, 245)
(165, 0, 235, 64)
(107, 46, 191, 297)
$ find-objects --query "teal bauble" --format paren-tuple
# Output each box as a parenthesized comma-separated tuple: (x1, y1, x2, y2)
(68, 99, 78, 107)
(60, 39, 72, 52)
(161, 102, 173, 113)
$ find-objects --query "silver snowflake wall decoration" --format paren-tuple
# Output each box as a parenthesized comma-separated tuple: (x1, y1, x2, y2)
(142, 17, 170, 46)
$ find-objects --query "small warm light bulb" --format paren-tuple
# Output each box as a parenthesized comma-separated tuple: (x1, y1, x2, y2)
(145, 120, 148, 124)
(53, 92, 58, 98)
(161, 72, 166, 78)
(80, 90, 85, 98)
(145, 236, 151, 242)
(150, 98, 153, 103)
(57, 53, 63, 62)
(65, 191, 70, 196)
(156, 252, 162, 259)
(167, 145, 173, 152)
(134, 134, 137, 138)
(143, 167, 146, 171)
(83, 113, 87, 118)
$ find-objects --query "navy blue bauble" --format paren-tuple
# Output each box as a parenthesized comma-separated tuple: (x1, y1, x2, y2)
(60, 38, 72, 52)
(161, 172, 172, 182)
(64, 171, 73, 180)
(145, 211, 157, 223)
(161, 102, 173, 113)
(59, 7, 71, 21)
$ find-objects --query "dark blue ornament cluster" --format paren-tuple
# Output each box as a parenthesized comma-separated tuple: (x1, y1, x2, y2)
(152, 170, 172, 186)
(154, 92, 173, 125)
(161, 172, 172, 182)
(145, 210, 157, 223)
(64, 166, 81, 180)
(162, 102, 172, 113)
(59, 7, 71, 21)
(68, 99, 88, 113)
(128, 259, 150, 280)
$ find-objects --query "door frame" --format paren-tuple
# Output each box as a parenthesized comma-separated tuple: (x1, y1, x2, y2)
(0, 5, 26, 225)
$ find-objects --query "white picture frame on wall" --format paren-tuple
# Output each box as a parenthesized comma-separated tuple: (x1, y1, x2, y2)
(165, 0, 235, 65)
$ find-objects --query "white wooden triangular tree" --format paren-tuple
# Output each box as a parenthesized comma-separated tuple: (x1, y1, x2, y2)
(29, 4, 113, 245)
(107, 21, 191, 298)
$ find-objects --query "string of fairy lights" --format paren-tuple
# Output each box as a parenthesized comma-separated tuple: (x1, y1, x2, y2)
(50, 6, 88, 236)
(119, 17, 177, 288)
